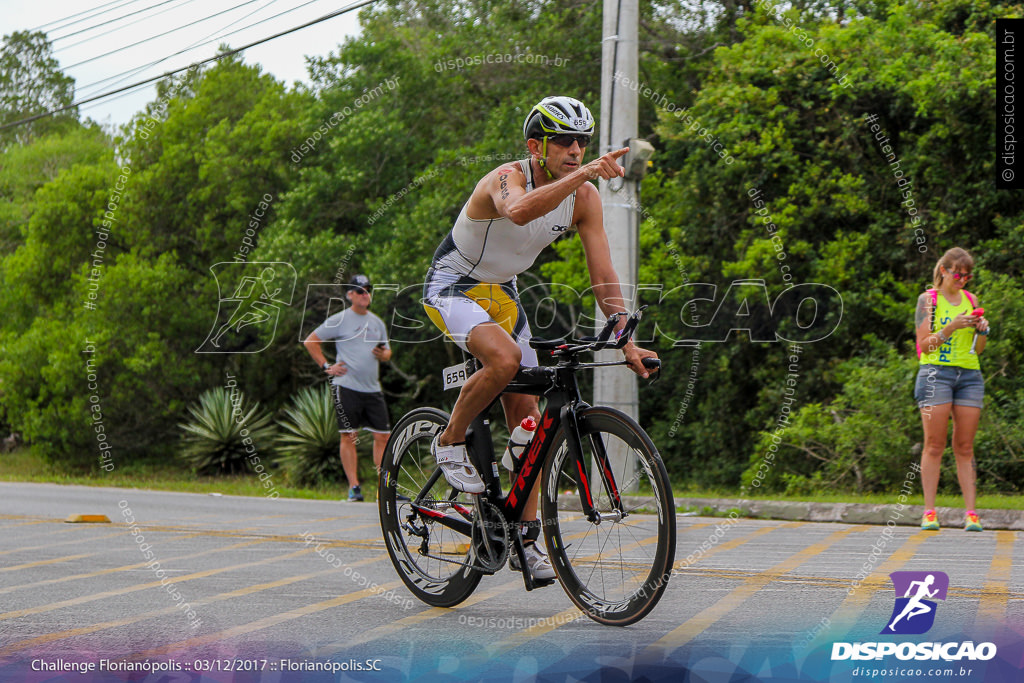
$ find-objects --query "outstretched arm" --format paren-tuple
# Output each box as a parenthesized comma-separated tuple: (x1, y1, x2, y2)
(465, 148, 630, 225)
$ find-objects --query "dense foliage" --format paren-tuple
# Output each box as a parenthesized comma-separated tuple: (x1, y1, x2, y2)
(1, 0, 1022, 495)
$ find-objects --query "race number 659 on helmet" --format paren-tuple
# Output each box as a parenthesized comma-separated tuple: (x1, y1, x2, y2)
(522, 96, 595, 140)
(522, 96, 596, 178)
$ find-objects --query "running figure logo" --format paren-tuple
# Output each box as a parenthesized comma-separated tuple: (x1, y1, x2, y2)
(881, 571, 949, 635)
(197, 262, 296, 353)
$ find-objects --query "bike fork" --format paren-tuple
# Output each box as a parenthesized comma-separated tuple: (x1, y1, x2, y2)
(560, 404, 624, 523)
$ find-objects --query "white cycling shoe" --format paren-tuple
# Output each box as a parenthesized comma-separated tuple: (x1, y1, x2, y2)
(431, 434, 485, 494)
(510, 542, 556, 581)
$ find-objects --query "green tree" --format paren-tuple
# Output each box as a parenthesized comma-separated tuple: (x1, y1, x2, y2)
(626, 0, 1024, 488)
(0, 31, 76, 147)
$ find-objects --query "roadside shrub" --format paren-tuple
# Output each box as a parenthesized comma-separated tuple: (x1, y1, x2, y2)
(275, 385, 343, 485)
(179, 386, 276, 474)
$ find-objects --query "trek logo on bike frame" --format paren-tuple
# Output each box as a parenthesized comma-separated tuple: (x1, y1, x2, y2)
(507, 412, 556, 509)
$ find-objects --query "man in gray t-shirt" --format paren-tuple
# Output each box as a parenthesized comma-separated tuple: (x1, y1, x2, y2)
(303, 275, 391, 502)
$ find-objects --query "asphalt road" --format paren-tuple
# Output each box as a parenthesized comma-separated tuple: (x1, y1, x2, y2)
(0, 481, 1021, 682)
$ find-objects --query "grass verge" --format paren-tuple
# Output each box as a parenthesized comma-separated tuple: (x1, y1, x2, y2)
(0, 448, 376, 502)
(5, 449, 1024, 512)
(670, 484, 1024, 511)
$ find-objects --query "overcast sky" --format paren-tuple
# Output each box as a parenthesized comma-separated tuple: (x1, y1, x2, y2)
(2, 0, 364, 130)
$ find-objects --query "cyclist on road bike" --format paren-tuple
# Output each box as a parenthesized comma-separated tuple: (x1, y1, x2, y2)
(422, 96, 659, 581)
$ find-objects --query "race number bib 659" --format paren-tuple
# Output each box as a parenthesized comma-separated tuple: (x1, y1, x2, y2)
(442, 363, 470, 391)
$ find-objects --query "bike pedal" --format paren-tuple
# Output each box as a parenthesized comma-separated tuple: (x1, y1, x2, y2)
(526, 577, 556, 590)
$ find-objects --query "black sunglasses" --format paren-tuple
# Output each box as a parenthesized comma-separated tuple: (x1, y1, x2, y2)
(546, 134, 591, 148)
(351, 286, 371, 295)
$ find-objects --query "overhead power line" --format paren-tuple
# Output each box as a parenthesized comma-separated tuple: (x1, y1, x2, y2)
(75, 0, 281, 99)
(0, 0, 379, 132)
(62, 0, 268, 67)
(56, 0, 202, 48)
(51, 0, 190, 43)
(27, 0, 140, 34)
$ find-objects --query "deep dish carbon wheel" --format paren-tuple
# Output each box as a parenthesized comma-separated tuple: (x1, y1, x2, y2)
(378, 408, 482, 607)
(541, 406, 676, 626)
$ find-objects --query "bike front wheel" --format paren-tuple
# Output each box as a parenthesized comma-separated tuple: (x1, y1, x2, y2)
(541, 406, 676, 626)
(378, 407, 483, 607)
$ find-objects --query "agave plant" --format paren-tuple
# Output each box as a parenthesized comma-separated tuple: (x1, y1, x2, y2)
(178, 386, 277, 474)
(275, 384, 344, 486)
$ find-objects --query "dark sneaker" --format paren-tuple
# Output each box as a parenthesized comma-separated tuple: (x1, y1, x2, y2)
(348, 485, 364, 502)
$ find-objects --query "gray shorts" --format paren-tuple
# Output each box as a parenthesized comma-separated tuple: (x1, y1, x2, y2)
(914, 365, 984, 409)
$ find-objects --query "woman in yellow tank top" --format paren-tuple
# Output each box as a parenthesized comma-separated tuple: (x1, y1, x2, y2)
(913, 247, 990, 531)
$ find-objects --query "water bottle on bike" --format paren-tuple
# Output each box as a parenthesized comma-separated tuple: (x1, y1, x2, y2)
(501, 417, 537, 471)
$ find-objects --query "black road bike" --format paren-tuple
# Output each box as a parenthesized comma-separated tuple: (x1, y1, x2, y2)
(377, 308, 676, 626)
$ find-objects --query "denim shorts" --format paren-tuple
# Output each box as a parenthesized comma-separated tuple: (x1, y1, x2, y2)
(914, 364, 984, 409)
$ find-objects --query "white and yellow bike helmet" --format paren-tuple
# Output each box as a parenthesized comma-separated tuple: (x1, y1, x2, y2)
(523, 96, 595, 177)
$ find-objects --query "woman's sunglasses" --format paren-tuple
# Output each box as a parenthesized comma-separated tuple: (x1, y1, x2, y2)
(546, 134, 591, 148)
(946, 269, 972, 281)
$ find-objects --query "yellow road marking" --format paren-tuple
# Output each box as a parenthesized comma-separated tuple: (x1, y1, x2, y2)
(98, 522, 381, 547)
(975, 530, 1014, 627)
(0, 568, 314, 656)
(483, 522, 747, 656)
(478, 522, 792, 657)
(0, 539, 379, 621)
(319, 519, 683, 656)
(674, 523, 794, 572)
(128, 579, 402, 659)
(317, 577, 525, 655)
(0, 519, 55, 528)
(812, 531, 932, 643)
(0, 534, 233, 595)
(0, 529, 133, 557)
(0, 556, 386, 657)
(0, 553, 94, 572)
(646, 526, 862, 656)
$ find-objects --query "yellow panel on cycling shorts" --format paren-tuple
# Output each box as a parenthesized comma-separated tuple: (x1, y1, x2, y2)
(423, 283, 520, 343)
(464, 283, 519, 336)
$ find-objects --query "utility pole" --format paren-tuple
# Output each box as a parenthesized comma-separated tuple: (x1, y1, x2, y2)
(595, 0, 639, 421)
(593, 0, 640, 493)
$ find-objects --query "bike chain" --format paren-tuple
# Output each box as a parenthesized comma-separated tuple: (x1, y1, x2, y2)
(400, 497, 513, 573)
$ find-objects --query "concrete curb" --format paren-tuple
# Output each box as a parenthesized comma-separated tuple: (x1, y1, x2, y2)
(674, 497, 1024, 531)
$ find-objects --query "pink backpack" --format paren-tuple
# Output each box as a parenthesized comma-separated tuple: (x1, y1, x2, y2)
(916, 288, 977, 359)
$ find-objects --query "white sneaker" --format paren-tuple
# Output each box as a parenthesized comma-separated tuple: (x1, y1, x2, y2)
(510, 542, 556, 580)
(431, 434, 485, 494)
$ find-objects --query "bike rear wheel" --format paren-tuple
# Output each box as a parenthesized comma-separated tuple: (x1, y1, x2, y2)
(541, 406, 676, 626)
(378, 408, 483, 607)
